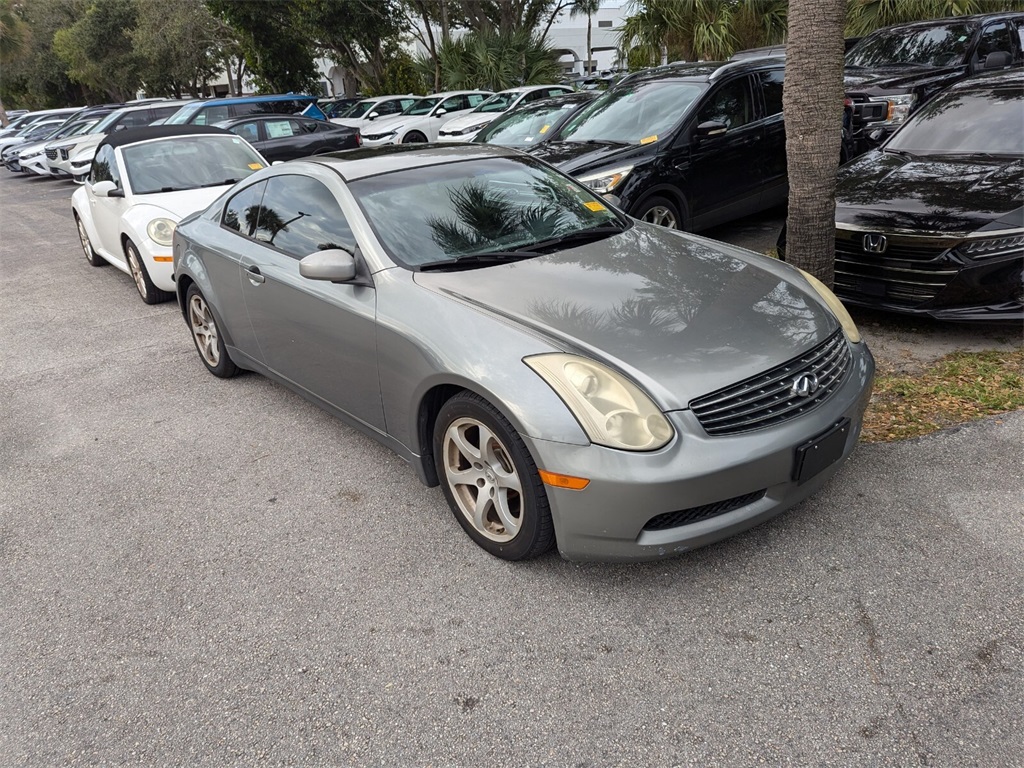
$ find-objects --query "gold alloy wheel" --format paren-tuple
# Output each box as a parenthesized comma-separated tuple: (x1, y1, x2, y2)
(77, 219, 92, 260)
(126, 243, 146, 298)
(442, 416, 524, 542)
(188, 293, 220, 367)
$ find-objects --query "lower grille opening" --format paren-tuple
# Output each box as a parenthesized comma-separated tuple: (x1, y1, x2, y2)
(643, 490, 767, 532)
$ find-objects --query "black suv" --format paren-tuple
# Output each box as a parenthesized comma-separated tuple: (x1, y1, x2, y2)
(844, 12, 1024, 156)
(528, 58, 786, 231)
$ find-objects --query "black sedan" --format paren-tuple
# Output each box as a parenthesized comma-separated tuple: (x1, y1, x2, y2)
(214, 114, 360, 162)
(825, 70, 1023, 322)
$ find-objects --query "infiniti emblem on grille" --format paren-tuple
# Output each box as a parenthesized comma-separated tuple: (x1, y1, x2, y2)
(791, 373, 820, 398)
(863, 233, 888, 253)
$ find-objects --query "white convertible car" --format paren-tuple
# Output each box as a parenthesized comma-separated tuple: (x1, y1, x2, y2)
(72, 126, 267, 304)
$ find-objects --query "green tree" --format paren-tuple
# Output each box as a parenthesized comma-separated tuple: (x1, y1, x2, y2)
(52, 0, 141, 102)
(132, 0, 233, 97)
(846, 0, 1024, 37)
(206, 0, 320, 93)
(0, 0, 31, 124)
(416, 25, 561, 90)
(784, 0, 847, 285)
(570, 0, 601, 74)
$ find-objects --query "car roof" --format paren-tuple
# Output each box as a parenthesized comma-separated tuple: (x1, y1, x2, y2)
(507, 91, 599, 110)
(869, 11, 1024, 33)
(943, 68, 1023, 94)
(308, 143, 521, 181)
(427, 90, 493, 97)
(97, 124, 232, 151)
(178, 94, 318, 107)
(621, 57, 783, 87)
(111, 100, 191, 113)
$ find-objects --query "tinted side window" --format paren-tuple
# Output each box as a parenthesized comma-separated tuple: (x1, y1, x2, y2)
(230, 121, 260, 143)
(151, 105, 181, 121)
(698, 78, 753, 129)
(91, 144, 118, 185)
(222, 180, 267, 237)
(976, 22, 1014, 62)
(439, 96, 463, 111)
(758, 70, 784, 116)
(116, 110, 155, 130)
(194, 104, 231, 125)
(374, 100, 401, 117)
(255, 175, 354, 258)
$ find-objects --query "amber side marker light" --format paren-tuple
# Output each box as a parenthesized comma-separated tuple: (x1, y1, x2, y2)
(538, 470, 590, 490)
(152, 256, 173, 262)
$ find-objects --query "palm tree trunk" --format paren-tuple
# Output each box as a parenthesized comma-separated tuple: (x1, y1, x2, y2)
(587, 12, 592, 73)
(782, 0, 846, 287)
(0, 98, 9, 128)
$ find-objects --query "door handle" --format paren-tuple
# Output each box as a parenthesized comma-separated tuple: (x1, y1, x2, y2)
(245, 266, 265, 285)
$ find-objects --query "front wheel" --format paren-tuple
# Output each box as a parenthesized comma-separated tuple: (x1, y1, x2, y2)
(76, 215, 105, 267)
(185, 285, 239, 378)
(402, 131, 428, 143)
(433, 392, 554, 560)
(126, 239, 173, 304)
(633, 195, 682, 230)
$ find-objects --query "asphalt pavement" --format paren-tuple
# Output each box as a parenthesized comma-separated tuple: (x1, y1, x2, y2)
(1, 171, 1022, 766)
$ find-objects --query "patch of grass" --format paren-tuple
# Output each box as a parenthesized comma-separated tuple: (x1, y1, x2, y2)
(862, 349, 1024, 442)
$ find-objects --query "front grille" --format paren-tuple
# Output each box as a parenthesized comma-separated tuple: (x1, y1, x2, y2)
(834, 230, 960, 307)
(644, 490, 767, 531)
(59, 148, 69, 160)
(45, 148, 58, 160)
(691, 331, 851, 436)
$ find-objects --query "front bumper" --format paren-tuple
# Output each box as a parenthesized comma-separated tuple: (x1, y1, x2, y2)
(527, 341, 875, 561)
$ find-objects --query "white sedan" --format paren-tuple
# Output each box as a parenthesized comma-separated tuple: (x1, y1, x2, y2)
(72, 126, 268, 304)
(359, 90, 492, 146)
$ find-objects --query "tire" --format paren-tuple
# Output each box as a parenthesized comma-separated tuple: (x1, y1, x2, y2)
(402, 131, 428, 143)
(185, 285, 239, 378)
(633, 195, 682, 230)
(433, 392, 554, 561)
(125, 239, 173, 304)
(75, 214, 105, 267)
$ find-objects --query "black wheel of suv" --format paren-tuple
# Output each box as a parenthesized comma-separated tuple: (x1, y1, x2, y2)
(633, 195, 682, 230)
(433, 392, 555, 561)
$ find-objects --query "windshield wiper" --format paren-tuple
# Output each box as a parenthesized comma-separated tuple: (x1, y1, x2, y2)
(568, 139, 630, 147)
(883, 148, 916, 160)
(418, 250, 540, 272)
(200, 178, 241, 188)
(523, 223, 627, 253)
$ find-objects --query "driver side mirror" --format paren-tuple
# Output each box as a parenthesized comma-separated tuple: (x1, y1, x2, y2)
(367, 111, 379, 120)
(300, 248, 357, 282)
(434, 108, 447, 117)
(91, 179, 124, 198)
(695, 120, 728, 140)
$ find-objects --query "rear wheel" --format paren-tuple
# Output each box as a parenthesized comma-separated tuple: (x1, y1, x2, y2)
(125, 239, 173, 304)
(402, 131, 428, 143)
(433, 392, 554, 560)
(76, 215, 105, 267)
(185, 285, 239, 378)
(633, 195, 682, 230)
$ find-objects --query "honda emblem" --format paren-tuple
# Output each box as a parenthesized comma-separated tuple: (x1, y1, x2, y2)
(862, 233, 888, 253)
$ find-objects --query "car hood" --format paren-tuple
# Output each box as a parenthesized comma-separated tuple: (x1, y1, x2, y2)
(331, 117, 367, 128)
(843, 64, 961, 93)
(359, 114, 407, 133)
(129, 187, 232, 221)
(414, 223, 839, 410)
(440, 112, 499, 132)
(836, 151, 1024, 234)
(528, 140, 652, 176)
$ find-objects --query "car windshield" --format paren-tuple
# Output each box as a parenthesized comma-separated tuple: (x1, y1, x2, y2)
(350, 156, 625, 268)
(473, 92, 521, 114)
(476, 102, 580, 147)
(403, 98, 439, 116)
(559, 81, 703, 144)
(846, 22, 975, 68)
(93, 110, 129, 132)
(885, 85, 1023, 155)
(121, 136, 266, 194)
(345, 100, 377, 118)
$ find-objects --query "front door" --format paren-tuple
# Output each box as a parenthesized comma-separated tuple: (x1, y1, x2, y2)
(236, 172, 385, 431)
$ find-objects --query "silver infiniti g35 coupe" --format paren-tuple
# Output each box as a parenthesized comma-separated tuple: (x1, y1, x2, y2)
(172, 145, 874, 562)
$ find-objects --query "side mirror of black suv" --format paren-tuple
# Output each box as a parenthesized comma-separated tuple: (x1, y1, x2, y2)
(695, 120, 727, 139)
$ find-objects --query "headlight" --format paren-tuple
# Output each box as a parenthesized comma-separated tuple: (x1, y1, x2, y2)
(147, 218, 177, 247)
(960, 233, 1024, 259)
(578, 165, 634, 194)
(868, 93, 916, 125)
(525, 353, 674, 451)
(364, 130, 397, 141)
(457, 122, 490, 135)
(799, 269, 862, 344)
(21, 149, 43, 159)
